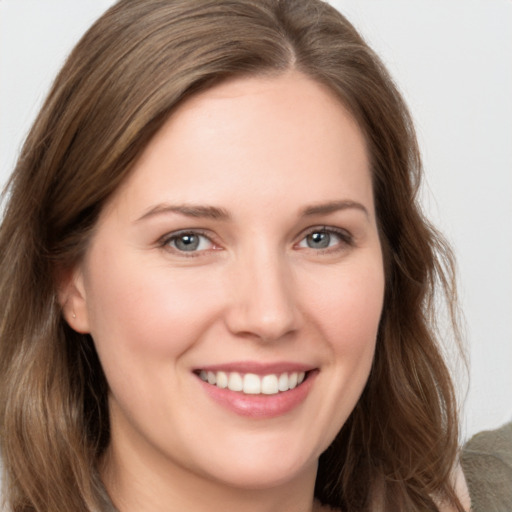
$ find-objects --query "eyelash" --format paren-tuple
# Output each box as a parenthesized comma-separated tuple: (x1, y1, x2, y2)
(158, 229, 217, 257)
(297, 226, 354, 254)
(158, 226, 354, 256)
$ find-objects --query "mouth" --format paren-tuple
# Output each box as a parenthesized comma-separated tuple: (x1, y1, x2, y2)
(194, 364, 318, 418)
(195, 370, 309, 395)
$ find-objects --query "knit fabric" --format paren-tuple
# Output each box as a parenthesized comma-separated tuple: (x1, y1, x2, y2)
(461, 422, 512, 511)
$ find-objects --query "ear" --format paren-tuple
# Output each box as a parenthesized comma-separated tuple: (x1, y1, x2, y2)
(57, 266, 91, 334)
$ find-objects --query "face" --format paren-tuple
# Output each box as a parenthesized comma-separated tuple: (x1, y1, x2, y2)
(64, 72, 384, 495)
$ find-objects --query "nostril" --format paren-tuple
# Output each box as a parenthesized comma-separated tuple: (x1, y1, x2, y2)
(225, 307, 299, 343)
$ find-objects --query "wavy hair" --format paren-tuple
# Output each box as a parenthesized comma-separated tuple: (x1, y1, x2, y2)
(0, 1, 463, 510)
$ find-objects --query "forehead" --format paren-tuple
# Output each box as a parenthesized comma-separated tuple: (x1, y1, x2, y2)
(105, 71, 373, 220)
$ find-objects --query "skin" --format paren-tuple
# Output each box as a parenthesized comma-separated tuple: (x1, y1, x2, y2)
(62, 71, 386, 512)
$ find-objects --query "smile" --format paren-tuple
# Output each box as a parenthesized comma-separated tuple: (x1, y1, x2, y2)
(198, 370, 307, 395)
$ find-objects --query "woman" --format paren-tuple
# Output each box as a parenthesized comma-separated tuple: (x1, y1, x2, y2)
(0, 1, 507, 511)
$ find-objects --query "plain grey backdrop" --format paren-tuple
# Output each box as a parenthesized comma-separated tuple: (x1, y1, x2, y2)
(0, 0, 511, 440)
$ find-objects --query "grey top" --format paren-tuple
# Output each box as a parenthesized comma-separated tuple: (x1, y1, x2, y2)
(461, 421, 512, 512)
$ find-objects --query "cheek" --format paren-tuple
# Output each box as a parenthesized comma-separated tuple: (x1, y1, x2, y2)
(294, 258, 384, 452)
(83, 252, 222, 367)
(307, 259, 385, 354)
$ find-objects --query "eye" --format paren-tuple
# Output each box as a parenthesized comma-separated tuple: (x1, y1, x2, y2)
(297, 227, 352, 251)
(162, 230, 215, 253)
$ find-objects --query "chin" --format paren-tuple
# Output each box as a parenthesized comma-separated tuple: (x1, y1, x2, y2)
(203, 456, 317, 491)
(187, 431, 321, 491)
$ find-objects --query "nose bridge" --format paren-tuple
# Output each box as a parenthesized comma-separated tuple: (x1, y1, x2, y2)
(226, 240, 299, 341)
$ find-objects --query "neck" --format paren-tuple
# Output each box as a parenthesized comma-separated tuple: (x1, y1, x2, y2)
(101, 441, 319, 512)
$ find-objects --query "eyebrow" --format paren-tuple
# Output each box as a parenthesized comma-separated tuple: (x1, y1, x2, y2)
(136, 203, 231, 222)
(135, 199, 369, 223)
(300, 200, 369, 218)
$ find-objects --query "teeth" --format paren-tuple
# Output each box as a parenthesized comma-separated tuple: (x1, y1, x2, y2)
(261, 374, 279, 395)
(228, 372, 243, 392)
(198, 370, 307, 394)
(216, 371, 228, 389)
(278, 373, 289, 391)
(243, 373, 261, 394)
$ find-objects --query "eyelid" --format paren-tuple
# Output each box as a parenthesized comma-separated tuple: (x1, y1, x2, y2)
(155, 225, 354, 257)
(157, 228, 221, 255)
(295, 225, 354, 251)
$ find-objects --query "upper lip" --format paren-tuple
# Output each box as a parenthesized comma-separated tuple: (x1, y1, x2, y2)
(194, 361, 316, 375)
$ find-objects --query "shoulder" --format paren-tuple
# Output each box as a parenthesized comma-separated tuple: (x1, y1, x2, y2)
(460, 421, 512, 512)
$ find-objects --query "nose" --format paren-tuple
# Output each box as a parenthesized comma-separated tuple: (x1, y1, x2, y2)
(224, 249, 301, 342)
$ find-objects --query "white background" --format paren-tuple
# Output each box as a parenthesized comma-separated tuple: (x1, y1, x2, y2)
(0, 0, 511, 441)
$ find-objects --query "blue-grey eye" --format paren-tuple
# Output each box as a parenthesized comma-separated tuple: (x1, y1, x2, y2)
(168, 232, 213, 252)
(174, 234, 199, 251)
(306, 231, 331, 249)
(298, 229, 347, 250)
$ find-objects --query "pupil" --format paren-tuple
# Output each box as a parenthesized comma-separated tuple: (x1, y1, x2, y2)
(308, 232, 330, 248)
(176, 234, 199, 251)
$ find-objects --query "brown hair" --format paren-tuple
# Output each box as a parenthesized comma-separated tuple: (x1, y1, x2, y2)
(0, 1, 463, 510)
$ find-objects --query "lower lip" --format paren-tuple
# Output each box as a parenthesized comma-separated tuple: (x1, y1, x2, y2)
(197, 371, 318, 419)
